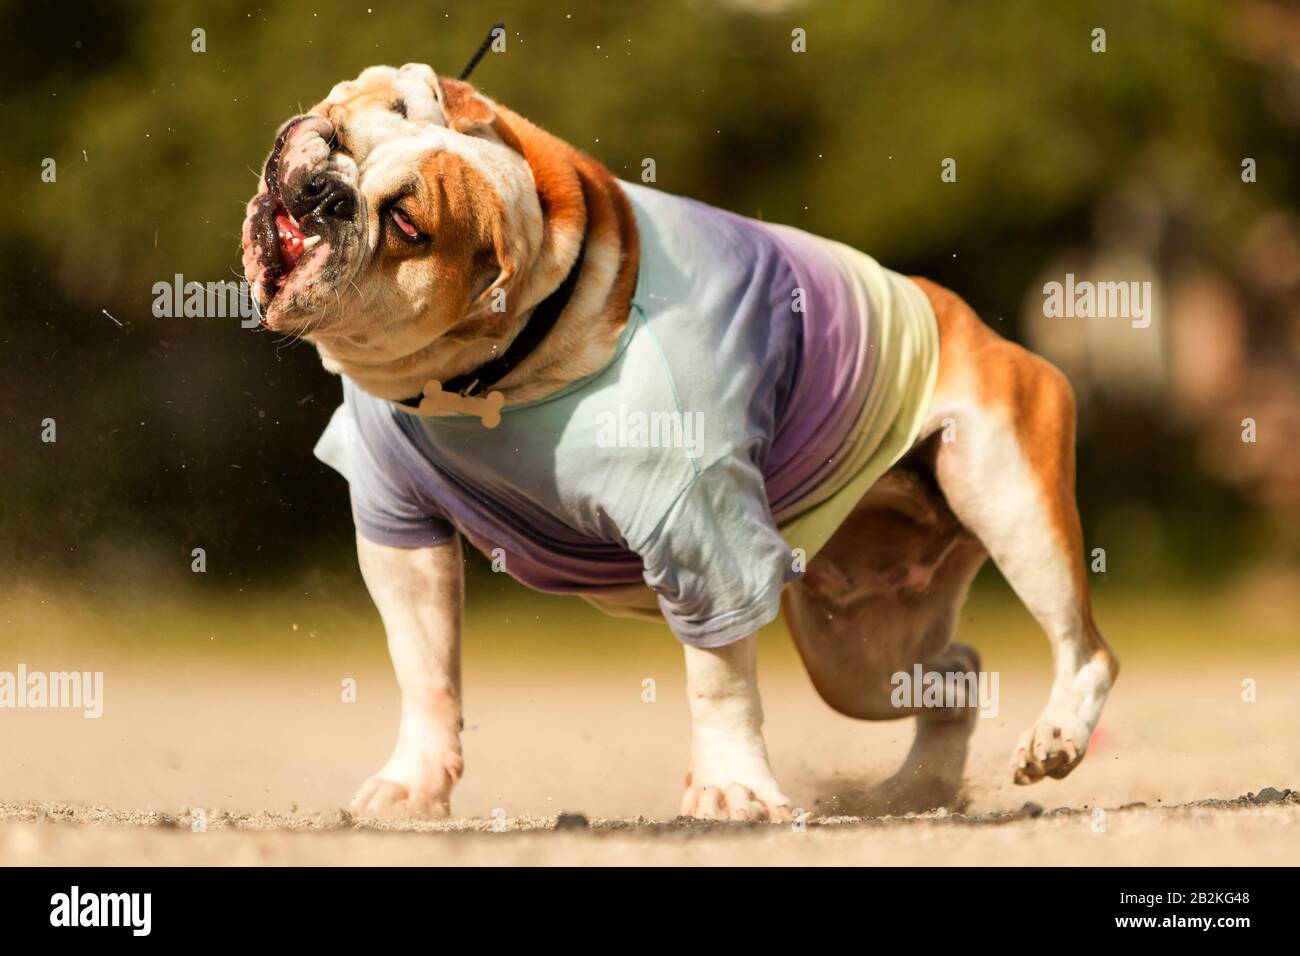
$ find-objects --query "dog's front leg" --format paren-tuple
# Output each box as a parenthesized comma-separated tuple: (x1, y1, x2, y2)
(351, 532, 464, 819)
(681, 634, 792, 822)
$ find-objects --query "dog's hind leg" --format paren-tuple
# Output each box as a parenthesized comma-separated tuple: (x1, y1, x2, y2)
(912, 277, 1119, 785)
(782, 460, 990, 813)
(783, 278, 1119, 807)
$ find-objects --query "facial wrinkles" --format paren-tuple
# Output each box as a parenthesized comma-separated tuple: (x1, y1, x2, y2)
(360, 136, 443, 254)
(320, 149, 464, 363)
(393, 66, 444, 124)
(316, 64, 449, 159)
(364, 125, 544, 305)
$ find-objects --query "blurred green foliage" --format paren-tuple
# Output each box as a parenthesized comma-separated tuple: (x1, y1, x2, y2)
(1, 0, 1295, 591)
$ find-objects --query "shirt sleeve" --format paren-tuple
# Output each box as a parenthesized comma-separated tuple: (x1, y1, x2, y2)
(639, 451, 798, 647)
(314, 402, 457, 549)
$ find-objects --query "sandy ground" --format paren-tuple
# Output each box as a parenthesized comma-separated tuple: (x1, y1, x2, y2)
(1, 583, 1297, 865)
(2, 658, 1298, 865)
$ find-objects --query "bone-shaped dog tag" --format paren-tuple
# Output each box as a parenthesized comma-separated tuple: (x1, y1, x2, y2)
(415, 379, 506, 428)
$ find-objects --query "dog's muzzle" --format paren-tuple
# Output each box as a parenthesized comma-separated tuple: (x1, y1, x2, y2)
(243, 115, 358, 313)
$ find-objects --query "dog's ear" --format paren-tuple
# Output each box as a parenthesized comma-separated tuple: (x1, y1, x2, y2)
(430, 74, 497, 135)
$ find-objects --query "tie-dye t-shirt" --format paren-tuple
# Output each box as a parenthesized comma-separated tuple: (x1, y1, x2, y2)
(315, 181, 938, 647)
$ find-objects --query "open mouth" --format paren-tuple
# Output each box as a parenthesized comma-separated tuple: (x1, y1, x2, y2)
(251, 193, 323, 304)
(275, 206, 319, 271)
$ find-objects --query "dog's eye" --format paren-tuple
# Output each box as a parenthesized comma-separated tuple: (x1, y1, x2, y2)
(390, 206, 423, 241)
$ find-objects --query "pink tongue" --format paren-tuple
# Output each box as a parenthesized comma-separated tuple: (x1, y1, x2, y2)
(275, 210, 308, 269)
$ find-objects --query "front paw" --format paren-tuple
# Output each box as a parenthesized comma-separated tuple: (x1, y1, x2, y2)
(681, 772, 793, 822)
(1010, 712, 1091, 784)
(350, 751, 462, 820)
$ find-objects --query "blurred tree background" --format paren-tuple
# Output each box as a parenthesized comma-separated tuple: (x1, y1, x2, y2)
(2, 0, 1297, 598)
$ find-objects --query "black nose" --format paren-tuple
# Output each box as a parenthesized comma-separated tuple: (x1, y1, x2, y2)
(285, 176, 355, 223)
(317, 185, 354, 221)
(300, 173, 353, 219)
(303, 174, 329, 200)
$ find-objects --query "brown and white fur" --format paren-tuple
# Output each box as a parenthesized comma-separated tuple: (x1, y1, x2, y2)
(242, 64, 1117, 821)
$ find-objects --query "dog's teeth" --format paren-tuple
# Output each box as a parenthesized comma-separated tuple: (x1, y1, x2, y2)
(301, 235, 322, 249)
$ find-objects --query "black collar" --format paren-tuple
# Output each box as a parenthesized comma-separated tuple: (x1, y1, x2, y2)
(397, 236, 586, 407)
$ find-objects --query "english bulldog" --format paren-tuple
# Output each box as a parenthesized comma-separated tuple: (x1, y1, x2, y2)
(241, 63, 1118, 821)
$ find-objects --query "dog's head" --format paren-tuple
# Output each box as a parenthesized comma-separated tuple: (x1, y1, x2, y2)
(241, 64, 550, 377)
